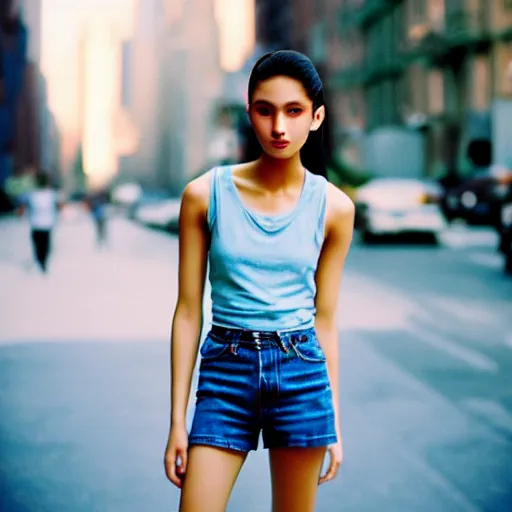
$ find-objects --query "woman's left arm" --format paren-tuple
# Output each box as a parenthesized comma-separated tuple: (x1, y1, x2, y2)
(315, 184, 355, 477)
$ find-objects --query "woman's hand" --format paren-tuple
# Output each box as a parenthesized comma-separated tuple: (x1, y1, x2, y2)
(319, 438, 343, 484)
(164, 424, 189, 488)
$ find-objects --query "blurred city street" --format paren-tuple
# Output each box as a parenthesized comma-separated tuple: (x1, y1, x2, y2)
(2, 0, 512, 510)
(1, 210, 511, 512)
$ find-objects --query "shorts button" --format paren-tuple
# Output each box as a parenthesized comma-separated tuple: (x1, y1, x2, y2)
(300, 335, 308, 342)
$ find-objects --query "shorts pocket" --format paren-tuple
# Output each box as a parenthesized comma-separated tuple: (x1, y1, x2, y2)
(291, 336, 326, 363)
(200, 334, 230, 361)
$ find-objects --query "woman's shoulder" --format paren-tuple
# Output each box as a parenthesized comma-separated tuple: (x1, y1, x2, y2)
(181, 164, 238, 213)
(182, 168, 216, 213)
(325, 182, 355, 222)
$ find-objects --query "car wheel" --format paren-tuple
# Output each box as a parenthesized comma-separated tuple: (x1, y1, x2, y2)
(427, 232, 440, 245)
(361, 228, 378, 244)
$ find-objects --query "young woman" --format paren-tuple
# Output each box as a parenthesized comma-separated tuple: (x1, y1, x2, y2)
(164, 50, 355, 512)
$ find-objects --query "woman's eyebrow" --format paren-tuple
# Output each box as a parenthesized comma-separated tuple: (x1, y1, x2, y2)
(252, 99, 307, 107)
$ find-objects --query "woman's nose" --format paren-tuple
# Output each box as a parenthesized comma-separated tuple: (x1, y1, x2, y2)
(272, 113, 286, 138)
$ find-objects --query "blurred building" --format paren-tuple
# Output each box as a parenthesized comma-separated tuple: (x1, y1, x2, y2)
(0, 2, 27, 190)
(117, 0, 164, 189)
(216, 0, 256, 73)
(290, 0, 512, 178)
(17, 0, 60, 179)
(77, 9, 140, 192)
(255, 0, 293, 50)
(157, 0, 223, 194)
(114, 0, 229, 193)
(80, 20, 124, 190)
(0, 0, 58, 204)
(40, 0, 137, 193)
(15, 0, 43, 176)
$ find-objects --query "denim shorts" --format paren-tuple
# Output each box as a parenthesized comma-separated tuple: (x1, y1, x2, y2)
(188, 325, 337, 452)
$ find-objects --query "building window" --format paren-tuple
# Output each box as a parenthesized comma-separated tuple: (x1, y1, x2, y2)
(409, 65, 427, 114)
(428, 69, 444, 115)
(471, 55, 491, 111)
(428, 0, 445, 30)
(349, 93, 359, 117)
(411, 0, 427, 23)
(494, 43, 512, 97)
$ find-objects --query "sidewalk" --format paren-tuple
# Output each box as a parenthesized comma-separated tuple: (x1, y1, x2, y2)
(0, 210, 183, 344)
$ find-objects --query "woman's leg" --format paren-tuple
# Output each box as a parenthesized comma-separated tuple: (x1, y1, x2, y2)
(179, 445, 248, 512)
(32, 230, 47, 271)
(30, 230, 39, 266)
(40, 230, 51, 271)
(269, 447, 326, 512)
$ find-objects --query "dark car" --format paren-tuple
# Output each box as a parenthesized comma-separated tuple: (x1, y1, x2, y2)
(441, 168, 507, 228)
(497, 174, 512, 274)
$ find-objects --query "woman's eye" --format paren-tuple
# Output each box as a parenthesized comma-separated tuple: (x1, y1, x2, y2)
(288, 108, 302, 115)
(256, 107, 271, 116)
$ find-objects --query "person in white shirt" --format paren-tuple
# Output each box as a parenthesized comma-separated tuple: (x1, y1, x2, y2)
(21, 172, 61, 273)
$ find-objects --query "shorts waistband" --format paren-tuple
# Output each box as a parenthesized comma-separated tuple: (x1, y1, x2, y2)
(210, 325, 316, 344)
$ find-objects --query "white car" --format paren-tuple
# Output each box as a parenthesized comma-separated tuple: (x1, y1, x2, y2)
(111, 183, 142, 206)
(354, 178, 447, 243)
(133, 199, 182, 231)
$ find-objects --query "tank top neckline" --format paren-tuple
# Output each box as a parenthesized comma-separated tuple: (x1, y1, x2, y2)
(226, 166, 310, 222)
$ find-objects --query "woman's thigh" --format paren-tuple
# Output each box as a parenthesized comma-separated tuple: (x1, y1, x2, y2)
(269, 446, 326, 512)
(179, 445, 248, 512)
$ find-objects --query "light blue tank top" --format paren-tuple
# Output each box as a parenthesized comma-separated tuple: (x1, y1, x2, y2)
(208, 166, 327, 331)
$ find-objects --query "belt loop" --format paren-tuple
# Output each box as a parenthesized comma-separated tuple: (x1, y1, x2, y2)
(231, 329, 241, 354)
(229, 341, 239, 355)
(276, 331, 289, 354)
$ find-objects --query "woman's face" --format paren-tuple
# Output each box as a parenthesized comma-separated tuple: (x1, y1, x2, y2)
(249, 76, 325, 160)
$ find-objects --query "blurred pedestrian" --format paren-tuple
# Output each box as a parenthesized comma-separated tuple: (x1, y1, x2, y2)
(19, 171, 61, 274)
(164, 50, 355, 511)
(86, 190, 109, 247)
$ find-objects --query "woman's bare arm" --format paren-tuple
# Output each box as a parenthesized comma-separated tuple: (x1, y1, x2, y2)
(314, 184, 355, 439)
(170, 173, 211, 428)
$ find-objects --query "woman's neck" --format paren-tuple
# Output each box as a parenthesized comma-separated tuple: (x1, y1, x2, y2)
(253, 153, 304, 191)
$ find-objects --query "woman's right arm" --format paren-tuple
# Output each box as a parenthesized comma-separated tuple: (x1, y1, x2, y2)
(165, 174, 210, 486)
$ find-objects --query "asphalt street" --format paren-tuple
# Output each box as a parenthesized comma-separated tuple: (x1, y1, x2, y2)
(1, 209, 511, 512)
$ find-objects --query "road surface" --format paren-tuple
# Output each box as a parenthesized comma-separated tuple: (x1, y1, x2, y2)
(1, 210, 511, 511)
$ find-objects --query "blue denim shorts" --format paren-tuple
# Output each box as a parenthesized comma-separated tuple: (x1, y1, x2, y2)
(188, 326, 337, 452)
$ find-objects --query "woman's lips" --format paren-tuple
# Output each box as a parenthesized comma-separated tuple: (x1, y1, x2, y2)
(271, 140, 290, 149)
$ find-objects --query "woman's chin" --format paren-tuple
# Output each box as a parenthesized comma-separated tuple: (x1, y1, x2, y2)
(263, 147, 295, 160)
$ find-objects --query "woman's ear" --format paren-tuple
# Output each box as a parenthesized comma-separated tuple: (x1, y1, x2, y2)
(310, 105, 326, 132)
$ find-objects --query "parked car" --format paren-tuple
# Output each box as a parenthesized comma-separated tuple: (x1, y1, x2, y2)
(499, 200, 512, 274)
(496, 172, 512, 274)
(131, 197, 181, 233)
(354, 178, 446, 243)
(441, 166, 509, 227)
(111, 182, 142, 207)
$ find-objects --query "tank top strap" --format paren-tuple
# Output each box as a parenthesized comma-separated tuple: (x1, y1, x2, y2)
(207, 167, 219, 230)
(207, 165, 234, 231)
(305, 172, 328, 246)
